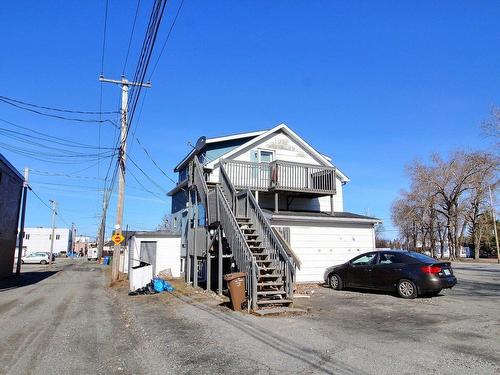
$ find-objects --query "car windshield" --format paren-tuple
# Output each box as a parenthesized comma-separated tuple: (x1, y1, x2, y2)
(407, 252, 437, 263)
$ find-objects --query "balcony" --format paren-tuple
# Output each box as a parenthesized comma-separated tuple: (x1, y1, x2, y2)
(221, 159, 336, 196)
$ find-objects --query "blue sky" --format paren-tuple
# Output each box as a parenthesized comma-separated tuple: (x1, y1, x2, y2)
(0, 1, 498, 239)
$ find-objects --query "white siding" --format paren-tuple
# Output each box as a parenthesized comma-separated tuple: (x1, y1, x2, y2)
(289, 223, 375, 282)
(233, 131, 320, 165)
(21, 227, 71, 254)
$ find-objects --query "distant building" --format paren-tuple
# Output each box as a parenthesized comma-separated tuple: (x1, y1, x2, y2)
(74, 235, 92, 255)
(0, 153, 23, 279)
(21, 227, 73, 255)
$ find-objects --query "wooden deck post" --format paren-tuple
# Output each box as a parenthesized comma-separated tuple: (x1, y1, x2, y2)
(274, 192, 279, 213)
(206, 231, 211, 292)
(193, 194, 198, 288)
(217, 227, 223, 295)
(186, 193, 192, 284)
(330, 194, 334, 216)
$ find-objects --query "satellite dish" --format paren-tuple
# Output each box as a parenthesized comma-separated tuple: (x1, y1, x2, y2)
(195, 136, 206, 151)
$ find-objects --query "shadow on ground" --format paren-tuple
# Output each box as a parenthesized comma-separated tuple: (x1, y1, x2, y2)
(0, 271, 59, 292)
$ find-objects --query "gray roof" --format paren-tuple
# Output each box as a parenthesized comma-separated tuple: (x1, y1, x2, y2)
(131, 230, 180, 238)
(262, 209, 380, 222)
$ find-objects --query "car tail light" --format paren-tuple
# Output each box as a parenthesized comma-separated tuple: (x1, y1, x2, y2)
(420, 265, 442, 274)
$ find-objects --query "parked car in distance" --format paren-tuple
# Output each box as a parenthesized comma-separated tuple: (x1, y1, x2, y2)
(21, 252, 51, 265)
(42, 252, 56, 262)
(58, 251, 67, 257)
(324, 250, 457, 299)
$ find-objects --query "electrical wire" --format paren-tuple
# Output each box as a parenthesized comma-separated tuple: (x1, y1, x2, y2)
(0, 95, 117, 115)
(148, 0, 184, 80)
(123, 0, 142, 75)
(0, 97, 118, 126)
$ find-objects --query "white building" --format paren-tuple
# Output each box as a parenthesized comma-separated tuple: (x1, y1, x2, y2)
(127, 231, 181, 278)
(21, 227, 73, 255)
(169, 123, 381, 284)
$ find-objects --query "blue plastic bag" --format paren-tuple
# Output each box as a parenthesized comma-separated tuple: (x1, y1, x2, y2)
(153, 278, 164, 293)
(162, 279, 174, 292)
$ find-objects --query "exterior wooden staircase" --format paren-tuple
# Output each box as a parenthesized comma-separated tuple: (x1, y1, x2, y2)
(191, 157, 297, 311)
(235, 217, 292, 307)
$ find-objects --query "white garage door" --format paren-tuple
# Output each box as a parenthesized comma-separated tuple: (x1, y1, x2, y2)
(290, 224, 375, 282)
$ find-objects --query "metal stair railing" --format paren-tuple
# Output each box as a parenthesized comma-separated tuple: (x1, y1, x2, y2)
(237, 189, 296, 299)
(192, 157, 210, 222)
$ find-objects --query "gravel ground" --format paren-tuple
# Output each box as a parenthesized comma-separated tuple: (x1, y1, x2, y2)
(1, 259, 499, 374)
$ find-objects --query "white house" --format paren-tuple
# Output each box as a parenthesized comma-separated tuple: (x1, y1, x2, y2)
(167, 123, 380, 310)
(20, 227, 73, 255)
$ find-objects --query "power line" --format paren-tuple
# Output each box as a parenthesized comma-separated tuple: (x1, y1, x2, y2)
(100, 0, 109, 75)
(149, 0, 185, 80)
(0, 97, 118, 126)
(123, 0, 142, 75)
(0, 95, 118, 115)
(131, 135, 177, 186)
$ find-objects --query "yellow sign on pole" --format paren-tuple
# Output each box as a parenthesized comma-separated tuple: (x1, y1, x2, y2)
(112, 233, 125, 245)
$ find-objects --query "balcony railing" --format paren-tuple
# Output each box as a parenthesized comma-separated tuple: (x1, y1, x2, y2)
(221, 159, 336, 195)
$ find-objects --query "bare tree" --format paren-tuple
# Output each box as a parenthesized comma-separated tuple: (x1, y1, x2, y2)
(393, 150, 498, 260)
(157, 214, 173, 231)
(481, 107, 500, 148)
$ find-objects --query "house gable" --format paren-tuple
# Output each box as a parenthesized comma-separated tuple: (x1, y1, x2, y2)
(205, 123, 349, 182)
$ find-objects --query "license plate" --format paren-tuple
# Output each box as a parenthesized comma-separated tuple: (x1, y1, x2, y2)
(443, 269, 451, 276)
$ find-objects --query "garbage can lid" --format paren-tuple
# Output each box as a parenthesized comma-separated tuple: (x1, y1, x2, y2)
(224, 272, 247, 281)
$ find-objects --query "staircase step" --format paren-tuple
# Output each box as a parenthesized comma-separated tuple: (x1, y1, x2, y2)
(249, 247, 265, 253)
(246, 239, 262, 244)
(243, 233, 259, 238)
(255, 259, 273, 263)
(257, 290, 286, 296)
(236, 217, 251, 222)
(259, 274, 281, 279)
(240, 228, 256, 233)
(253, 253, 270, 258)
(259, 267, 279, 272)
(257, 299, 293, 306)
(257, 282, 283, 287)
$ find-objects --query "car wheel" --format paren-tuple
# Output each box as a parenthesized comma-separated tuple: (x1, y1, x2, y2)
(40, 260, 48, 265)
(397, 279, 417, 299)
(329, 273, 343, 290)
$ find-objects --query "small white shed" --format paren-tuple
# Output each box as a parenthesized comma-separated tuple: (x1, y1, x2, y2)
(128, 231, 181, 278)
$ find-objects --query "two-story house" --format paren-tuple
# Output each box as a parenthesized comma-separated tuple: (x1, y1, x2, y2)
(168, 123, 379, 311)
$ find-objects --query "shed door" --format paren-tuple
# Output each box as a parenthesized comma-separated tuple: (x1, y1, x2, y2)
(140, 241, 157, 275)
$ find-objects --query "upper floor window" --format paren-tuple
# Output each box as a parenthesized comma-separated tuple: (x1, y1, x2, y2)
(56, 234, 60, 240)
(25, 233, 30, 240)
(259, 150, 274, 163)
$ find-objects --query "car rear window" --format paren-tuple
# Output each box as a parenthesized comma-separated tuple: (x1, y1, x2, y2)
(407, 252, 437, 263)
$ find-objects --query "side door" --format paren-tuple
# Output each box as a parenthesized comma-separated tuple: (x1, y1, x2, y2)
(345, 252, 378, 288)
(371, 252, 407, 291)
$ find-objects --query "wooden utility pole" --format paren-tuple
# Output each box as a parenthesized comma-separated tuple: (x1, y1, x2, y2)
(488, 186, 499, 264)
(49, 200, 57, 265)
(99, 75, 151, 282)
(16, 167, 29, 275)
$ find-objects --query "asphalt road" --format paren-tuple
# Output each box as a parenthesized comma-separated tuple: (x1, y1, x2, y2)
(0, 259, 499, 374)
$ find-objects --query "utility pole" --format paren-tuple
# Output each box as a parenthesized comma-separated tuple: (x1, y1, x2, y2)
(16, 167, 29, 275)
(488, 186, 499, 264)
(49, 200, 57, 265)
(99, 75, 151, 281)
